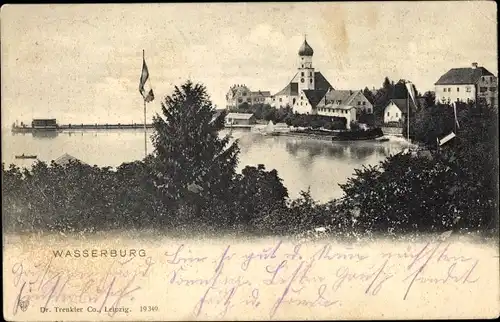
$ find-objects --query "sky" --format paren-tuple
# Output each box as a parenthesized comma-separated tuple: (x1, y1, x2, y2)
(1, 2, 497, 126)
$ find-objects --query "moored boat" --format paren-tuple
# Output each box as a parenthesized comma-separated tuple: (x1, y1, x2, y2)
(331, 128, 384, 141)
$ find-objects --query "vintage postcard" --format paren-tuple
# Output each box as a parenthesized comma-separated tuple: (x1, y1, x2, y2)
(2, 2, 499, 321)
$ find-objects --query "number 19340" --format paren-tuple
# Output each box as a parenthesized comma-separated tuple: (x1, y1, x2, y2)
(140, 306, 159, 312)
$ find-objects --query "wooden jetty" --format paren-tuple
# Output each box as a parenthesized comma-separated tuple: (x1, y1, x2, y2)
(12, 123, 155, 133)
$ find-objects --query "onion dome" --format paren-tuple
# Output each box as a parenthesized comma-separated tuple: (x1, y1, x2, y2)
(298, 39, 314, 56)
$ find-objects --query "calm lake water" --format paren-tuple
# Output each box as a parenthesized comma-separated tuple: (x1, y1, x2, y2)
(1, 129, 408, 202)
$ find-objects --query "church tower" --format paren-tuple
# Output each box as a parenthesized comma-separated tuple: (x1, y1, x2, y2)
(298, 37, 315, 92)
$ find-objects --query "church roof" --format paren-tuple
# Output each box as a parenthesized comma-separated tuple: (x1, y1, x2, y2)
(303, 89, 329, 108)
(314, 72, 334, 91)
(298, 39, 314, 56)
(275, 82, 299, 96)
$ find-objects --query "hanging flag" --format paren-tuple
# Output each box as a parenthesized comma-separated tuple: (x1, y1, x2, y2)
(139, 51, 155, 103)
(453, 102, 460, 129)
(439, 132, 456, 146)
(405, 81, 417, 108)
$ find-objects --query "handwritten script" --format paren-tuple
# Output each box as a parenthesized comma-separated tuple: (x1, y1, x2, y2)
(4, 233, 498, 320)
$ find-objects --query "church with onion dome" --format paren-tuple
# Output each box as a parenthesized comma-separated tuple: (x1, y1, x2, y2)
(225, 37, 374, 124)
(270, 37, 334, 114)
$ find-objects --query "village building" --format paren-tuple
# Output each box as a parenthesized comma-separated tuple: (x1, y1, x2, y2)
(382, 99, 419, 124)
(434, 62, 498, 108)
(225, 84, 272, 109)
(316, 89, 373, 113)
(224, 112, 256, 126)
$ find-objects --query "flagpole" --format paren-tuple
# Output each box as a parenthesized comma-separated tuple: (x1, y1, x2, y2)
(407, 87, 410, 142)
(143, 49, 147, 158)
(144, 99, 147, 157)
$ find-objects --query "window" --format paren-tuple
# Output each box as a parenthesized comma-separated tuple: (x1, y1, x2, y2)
(457, 87, 460, 92)
(490, 87, 496, 92)
(387, 112, 390, 116)
(247, 98, 251, 102)
(448, 88, 451, 92)
(301, 72, 304, 77)
(301, 96, 303, 100)
(238, 98, 243, 103)
(396, 112, 398, 117)
(357, 101, 361, 105)
(367, 108, 371, 113)
(302, 64, 304, 68)
(443, 88, 447, 92)
(301, 78, 305, 83)
(310, 79, 313, 83)
(279, 98, 282, 102)
(480, 87, 488, 93)
(466, 86, 471, 92)
(309, 72, 312, 77)
(362, 101, 366, 105)
(300, 102, 303, 106)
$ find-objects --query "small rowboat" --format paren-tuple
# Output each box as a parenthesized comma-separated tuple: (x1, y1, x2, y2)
(15, 154, 37, 159)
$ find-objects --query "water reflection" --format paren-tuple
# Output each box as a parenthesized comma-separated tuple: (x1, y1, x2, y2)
(32, 131, 59, 139)
(2, 129, 407, 202)
(284, 140, 391, 161)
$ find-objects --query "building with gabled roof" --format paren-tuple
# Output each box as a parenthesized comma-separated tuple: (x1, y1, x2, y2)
(225, 85, 272, 109)
(224, 112, 256, 126)
(434, 62, 497, 108)
(382, 99, 419, 124)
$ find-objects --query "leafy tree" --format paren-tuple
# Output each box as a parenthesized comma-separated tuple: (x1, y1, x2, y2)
(232, 164, 288, 227)
(151, 81, 240, 204)
(362, 87, 376, 105)
(238, 102, 250, 110)
(422, 91, 436, 108)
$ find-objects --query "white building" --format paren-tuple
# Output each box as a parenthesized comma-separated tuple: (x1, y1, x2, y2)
(317, 105, 357, 129)
(225, 85, 272, 109)
(435, 62, 498, 108)
(382, 99, 418, 124)
(225, 113, 256, 126)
